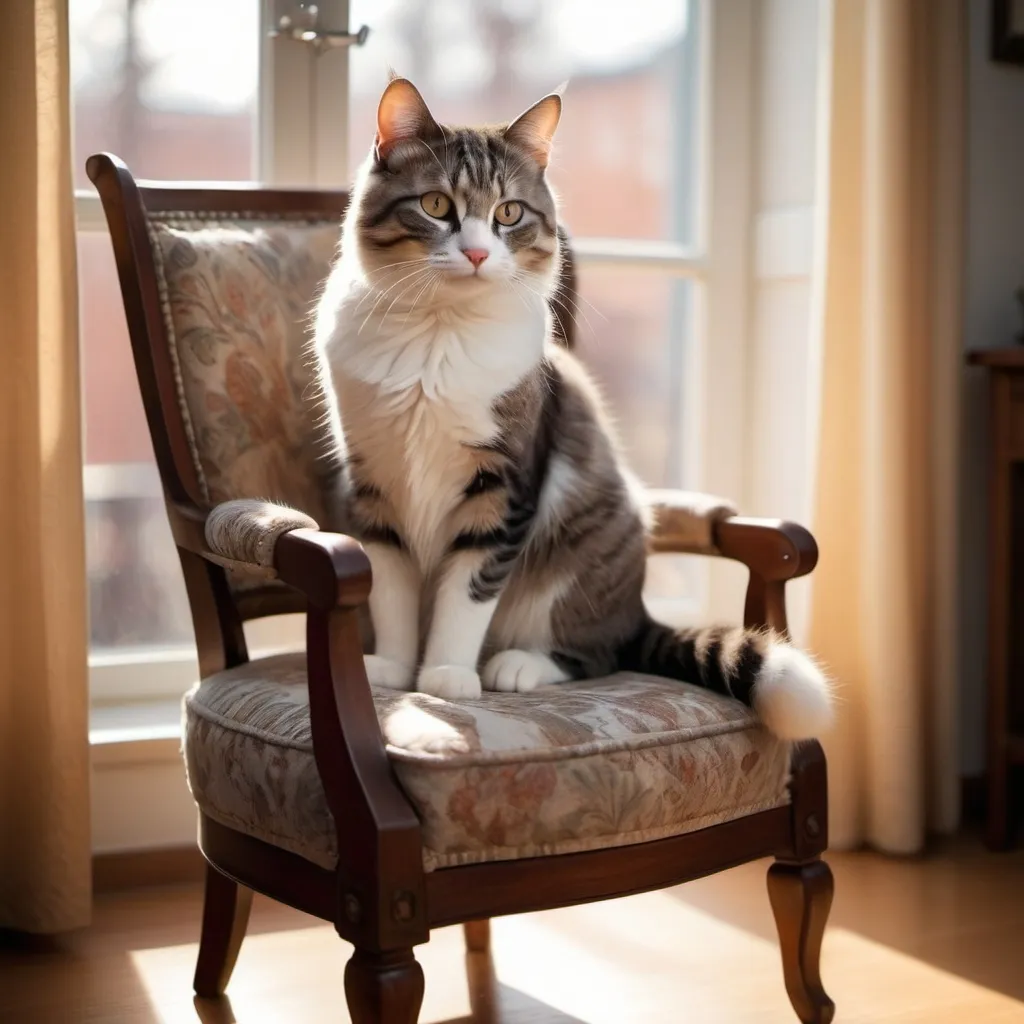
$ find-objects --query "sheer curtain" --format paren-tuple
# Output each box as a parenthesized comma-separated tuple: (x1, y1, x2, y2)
(808, 0, 965, 852)
(0, 0, 91, 931)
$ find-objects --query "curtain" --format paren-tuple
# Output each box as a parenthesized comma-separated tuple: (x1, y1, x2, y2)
(0, 0, 91, 931)
(808, 0, 965, 852)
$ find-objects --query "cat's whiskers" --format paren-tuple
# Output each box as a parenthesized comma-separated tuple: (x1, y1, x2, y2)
(411, 136, 450, 183)
(549, 290, 597, 339)
(357, 266, 434, 334)
(438, 123, 453, 181)
(353, 259, 431, 313)
(513, 273, 595, 339)
(375, 267, 439, 329)
(503, 276, 540, 321)
(356, 260, 433, 312)
(555, 281, 608, 325)
(500, 146, 536, 187)
(401, 269, 441, 328)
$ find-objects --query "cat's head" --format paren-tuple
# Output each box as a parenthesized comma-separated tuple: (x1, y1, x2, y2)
(347, 77, 562, 300)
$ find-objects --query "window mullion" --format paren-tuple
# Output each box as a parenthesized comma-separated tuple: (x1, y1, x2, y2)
(698, 0, 757, 622)
(260, 1, 315, 185)
(259, 0, 353, 187)
(312, 0, 351, 187)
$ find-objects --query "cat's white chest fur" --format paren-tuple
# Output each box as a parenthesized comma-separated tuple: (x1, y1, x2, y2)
(318, 278, 547, 570)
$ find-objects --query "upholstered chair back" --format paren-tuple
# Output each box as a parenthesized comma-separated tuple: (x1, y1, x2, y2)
(148, 215, 340, 521)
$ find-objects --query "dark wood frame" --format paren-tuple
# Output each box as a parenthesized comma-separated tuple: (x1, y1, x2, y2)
(87, 151, 834, 1023)
(967, 348, 1024, 850)
(993, 0, 1024, 65)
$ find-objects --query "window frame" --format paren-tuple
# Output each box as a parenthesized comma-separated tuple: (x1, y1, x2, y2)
(79, 0, 756, 705)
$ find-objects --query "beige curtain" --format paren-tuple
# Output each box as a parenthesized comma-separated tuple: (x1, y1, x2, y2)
(0, 0, 91, 931)
(809, 0, 964, 852)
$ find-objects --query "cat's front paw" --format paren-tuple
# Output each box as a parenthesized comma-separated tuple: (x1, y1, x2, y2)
(482, 649, 565, 693)
(417, 664, 482, 700)
(364, 654, 414, 690)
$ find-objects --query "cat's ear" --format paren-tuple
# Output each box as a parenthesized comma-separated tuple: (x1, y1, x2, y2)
(375, 77, 440, 162)
(504, 91, 563, 169)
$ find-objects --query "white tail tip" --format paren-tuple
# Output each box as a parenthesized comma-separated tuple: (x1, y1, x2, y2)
(753, 645, 835, 741)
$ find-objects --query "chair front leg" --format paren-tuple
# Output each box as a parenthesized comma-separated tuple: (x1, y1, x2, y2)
(193, 864, 253, 997)
(767, 859, 835, 1024)
(345, 948, 424, 1024)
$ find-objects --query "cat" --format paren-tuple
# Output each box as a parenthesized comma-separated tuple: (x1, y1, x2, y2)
(313, 76, 833, 741)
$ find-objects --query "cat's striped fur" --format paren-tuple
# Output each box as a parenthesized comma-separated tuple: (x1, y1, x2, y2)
(313, 78, 833, 740)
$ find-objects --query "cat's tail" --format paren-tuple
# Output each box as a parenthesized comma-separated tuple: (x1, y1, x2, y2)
(616, 618, 834, 740)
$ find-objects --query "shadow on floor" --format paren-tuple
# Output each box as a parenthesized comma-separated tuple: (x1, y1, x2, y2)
(670, 833, 1024, 1003)
(190, 952, 586, 1024)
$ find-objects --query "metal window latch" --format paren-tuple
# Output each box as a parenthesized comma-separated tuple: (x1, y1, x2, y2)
(269, 5, 370, 54)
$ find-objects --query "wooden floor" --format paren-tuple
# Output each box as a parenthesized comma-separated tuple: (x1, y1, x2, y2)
(2, 835, 1024, 1023)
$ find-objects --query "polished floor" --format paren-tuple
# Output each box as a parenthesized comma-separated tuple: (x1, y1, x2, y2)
(2, 835, 1023, 1022)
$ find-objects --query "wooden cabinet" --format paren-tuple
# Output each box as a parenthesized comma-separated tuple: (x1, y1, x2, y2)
(968, 349, 1024, 849)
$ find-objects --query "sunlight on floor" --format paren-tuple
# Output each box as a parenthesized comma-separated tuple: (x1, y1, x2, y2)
(126, 887, 1024, 1023)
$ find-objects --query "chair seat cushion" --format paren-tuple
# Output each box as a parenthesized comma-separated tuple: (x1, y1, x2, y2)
(183, 653, 792, 871)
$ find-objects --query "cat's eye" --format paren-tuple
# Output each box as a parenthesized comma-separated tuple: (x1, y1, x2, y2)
(494, 201, 523, 226)
(420, 192, 452, 218)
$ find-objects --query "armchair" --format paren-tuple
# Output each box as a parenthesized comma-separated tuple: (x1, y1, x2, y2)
(87, 152, 834, 1024)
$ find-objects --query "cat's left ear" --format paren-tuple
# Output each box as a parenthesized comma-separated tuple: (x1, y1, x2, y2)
(504, 91, 563, 169)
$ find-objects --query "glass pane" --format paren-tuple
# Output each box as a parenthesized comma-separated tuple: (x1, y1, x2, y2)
(574, 268, 693, 489)
(349, 0, 699, 243)
(572, 267, 700, 614)
(73, 0, 260, 661)
(85, 489, 194, 651)
(78, 235, 195, 653)
(70, 0, 259, 187)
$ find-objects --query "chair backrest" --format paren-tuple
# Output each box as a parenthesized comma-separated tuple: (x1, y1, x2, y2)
(87, 154, 579, 627)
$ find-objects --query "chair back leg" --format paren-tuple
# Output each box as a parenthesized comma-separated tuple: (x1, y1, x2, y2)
(767, 858, 835, 1024)
(193, 864, 254, 997)
(462, 919, 491, 953)
(345, 948, 424, 1024)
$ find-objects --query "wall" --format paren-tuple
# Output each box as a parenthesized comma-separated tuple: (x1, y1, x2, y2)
(960, 0, 1024, 775)
(745, 0, 1024, 777)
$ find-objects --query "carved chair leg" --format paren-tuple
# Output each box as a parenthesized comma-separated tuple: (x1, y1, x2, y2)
(193, 863, 254, 998)
(767, 859, 835, 1024)
(463, 919, 491, 953)
(345, 948, 425, 1024)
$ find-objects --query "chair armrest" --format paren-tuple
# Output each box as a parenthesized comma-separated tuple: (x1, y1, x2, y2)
(173, 498, 371, 611)
(715, 518, 819, 635)
(646, 491, 819, 634)
(647, 489, 738, 555)
(174, 498, 425, 942)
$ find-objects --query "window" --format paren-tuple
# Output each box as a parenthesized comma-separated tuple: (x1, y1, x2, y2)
(75, 0, 752, 704)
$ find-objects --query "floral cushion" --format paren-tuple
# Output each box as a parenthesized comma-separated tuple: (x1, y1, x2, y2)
(182, 652, 792, 872)
(148, 215, 340, 517)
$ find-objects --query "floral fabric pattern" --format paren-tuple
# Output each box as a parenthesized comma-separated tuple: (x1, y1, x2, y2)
(183, 653, 792, 872)
(149, 216, 340, 517)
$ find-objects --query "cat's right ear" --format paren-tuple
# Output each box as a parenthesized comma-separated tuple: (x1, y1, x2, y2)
(375, 78, 440, 164)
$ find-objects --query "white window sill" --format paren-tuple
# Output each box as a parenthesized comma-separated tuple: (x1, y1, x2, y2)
(90, 699, 195, 854)
(90, 699, 183, 760)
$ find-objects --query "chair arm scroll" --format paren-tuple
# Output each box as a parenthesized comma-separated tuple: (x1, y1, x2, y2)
(714, 517, 819, 581)
(180, 498, 372, 611)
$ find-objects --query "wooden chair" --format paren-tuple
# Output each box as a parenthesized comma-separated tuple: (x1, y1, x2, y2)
(87, 152, 834, 1024)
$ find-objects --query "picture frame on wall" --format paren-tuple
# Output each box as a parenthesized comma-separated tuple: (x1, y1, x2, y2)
(993, 0, 1024, 64)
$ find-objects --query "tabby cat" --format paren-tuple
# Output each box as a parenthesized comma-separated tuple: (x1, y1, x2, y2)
(313, 77, 833, 740)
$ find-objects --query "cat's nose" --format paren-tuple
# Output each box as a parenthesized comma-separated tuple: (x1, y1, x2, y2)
(461, 248, 489, 269)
